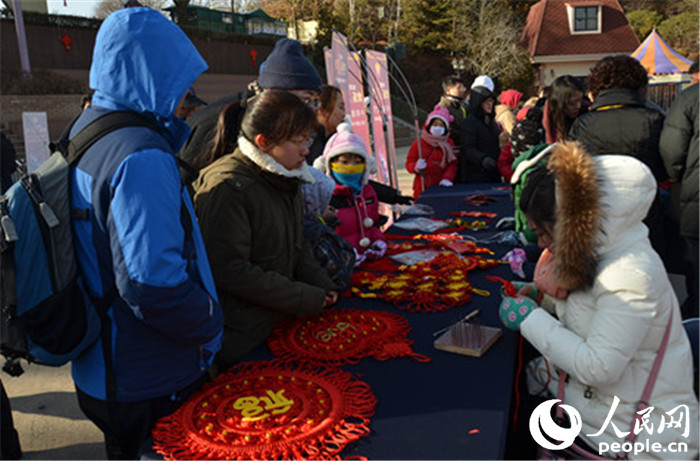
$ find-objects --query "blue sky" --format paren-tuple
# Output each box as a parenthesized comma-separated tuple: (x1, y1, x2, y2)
(47, 0, 96, 17)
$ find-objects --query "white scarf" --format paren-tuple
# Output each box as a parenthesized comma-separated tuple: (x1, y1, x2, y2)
(238, 136, 315, 183)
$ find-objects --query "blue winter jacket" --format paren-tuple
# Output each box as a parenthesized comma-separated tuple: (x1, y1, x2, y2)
(70, 7, 223, 402)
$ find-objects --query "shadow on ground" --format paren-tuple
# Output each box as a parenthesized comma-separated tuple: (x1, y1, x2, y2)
(21, 442, 105, 460)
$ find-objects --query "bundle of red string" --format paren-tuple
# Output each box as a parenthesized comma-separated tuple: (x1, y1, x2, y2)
(152, 360, 376, 460)
(267, 308, 430, 366)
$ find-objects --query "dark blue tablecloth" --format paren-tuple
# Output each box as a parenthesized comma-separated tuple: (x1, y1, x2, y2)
(145, 183, 522, 460)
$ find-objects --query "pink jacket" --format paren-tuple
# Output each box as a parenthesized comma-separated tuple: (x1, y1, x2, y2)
(332, 183, 385, 252)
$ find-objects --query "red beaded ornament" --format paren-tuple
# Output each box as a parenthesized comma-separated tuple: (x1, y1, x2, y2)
(152, 360, 376, 460)
(267, 308, 430, 366)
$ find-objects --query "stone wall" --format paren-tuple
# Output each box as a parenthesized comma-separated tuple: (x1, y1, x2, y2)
(1, 20, 274, 76)
(1, 94, 84, 158)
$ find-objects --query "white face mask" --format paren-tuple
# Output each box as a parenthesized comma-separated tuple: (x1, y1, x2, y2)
(429, 125, 446, 137)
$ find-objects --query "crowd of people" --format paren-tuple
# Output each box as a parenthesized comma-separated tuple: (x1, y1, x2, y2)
(1, 4, 698, 459)
(423, 56, 698, 458)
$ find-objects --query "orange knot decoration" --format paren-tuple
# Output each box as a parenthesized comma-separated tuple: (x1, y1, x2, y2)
(349, 252, 498, 312)
(267, 308, 430, 366)
(152, 360, 376, 460)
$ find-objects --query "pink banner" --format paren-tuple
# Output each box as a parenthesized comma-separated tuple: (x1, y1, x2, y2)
(346, 52, 372, 155)
(330, 31, 349, 109)
(365, 50, 397, 188)
(323, 48, 334, 85)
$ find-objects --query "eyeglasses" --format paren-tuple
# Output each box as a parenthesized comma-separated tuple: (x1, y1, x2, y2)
(303, 97, 322, 111)
(291, 136, 315, 150)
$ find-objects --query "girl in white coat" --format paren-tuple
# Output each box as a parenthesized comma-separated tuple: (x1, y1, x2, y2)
(500, 141, 698, 459)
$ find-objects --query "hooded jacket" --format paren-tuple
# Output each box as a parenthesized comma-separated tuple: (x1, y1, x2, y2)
(520, 143, 698, 457)
(193, 138, 336, 370)
(660, 84, 699, 239)
(460, 86, 501, 183)
(495, 89, 523, 147)
(70, 8, 223, 402)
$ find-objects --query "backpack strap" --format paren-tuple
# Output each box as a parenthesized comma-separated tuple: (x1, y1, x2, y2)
(63, 111, 160, 166)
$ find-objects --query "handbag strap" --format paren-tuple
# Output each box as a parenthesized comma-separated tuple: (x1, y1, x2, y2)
(555, 311, 674, 450)
(627, 313, 674, 442)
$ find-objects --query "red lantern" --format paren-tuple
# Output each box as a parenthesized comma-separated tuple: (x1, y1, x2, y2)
(250, 48, 257, 68)
(60, 33, 73, 54)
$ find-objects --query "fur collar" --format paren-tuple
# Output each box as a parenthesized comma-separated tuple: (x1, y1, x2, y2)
(547, 141, 601, 291)
(238, 136, 315, 183)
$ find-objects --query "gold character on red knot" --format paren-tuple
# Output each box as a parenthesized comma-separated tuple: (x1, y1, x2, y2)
(233, 389, 294, 421)
(315, 322, 356, 342)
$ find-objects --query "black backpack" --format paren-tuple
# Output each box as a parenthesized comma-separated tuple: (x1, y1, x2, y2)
(303, 217, 356, 291)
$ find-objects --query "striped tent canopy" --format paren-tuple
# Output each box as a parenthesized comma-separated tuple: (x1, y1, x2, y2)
(631, 29, 692, 75)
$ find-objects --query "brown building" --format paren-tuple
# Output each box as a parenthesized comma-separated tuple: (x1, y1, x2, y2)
(520, 0, 640, 87)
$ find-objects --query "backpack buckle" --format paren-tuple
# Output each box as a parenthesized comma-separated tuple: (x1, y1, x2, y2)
(1, 215, 18, 243)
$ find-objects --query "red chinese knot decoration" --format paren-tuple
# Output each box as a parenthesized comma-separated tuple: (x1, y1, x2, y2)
(60, 33, 73, 54)
(152, 360, 376, 460)
(349, 252, 503, 313)
(267, 308, 430, 366)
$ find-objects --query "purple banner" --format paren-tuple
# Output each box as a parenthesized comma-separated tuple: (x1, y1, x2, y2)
(347, 52, 372, 155)
(365, 50, 397, 188)
(323, 48, 334, 85)
(330, 31, 349, 109)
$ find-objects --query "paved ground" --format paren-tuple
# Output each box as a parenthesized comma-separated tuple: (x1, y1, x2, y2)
(2, 143, 690, 460)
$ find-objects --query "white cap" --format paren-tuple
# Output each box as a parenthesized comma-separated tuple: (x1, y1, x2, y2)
(471, 75, 495, 92)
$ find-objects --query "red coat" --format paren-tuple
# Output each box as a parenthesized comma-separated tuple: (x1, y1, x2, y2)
(405, 138, 458, 198)
(498, 142, 515, 183)
(332, 183, 385, 252)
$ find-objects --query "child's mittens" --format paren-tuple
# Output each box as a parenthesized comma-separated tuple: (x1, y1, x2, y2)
(499, 296, 538, 330)
(415, 158, 427, 172)
(511, 281, 543, 304)
(364, 240, 387, 260)
(439, 179, 453, 187)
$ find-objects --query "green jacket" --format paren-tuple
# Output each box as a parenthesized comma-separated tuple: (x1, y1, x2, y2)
(193, 147, 336, 370)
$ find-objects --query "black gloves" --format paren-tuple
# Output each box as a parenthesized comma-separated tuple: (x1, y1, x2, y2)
(481, 156, 498, 173)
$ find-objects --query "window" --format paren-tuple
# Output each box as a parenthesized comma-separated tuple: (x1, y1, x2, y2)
(574, 6, 599, 32)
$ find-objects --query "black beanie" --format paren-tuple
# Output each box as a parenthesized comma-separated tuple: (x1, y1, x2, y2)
(258, 39, 322, 92)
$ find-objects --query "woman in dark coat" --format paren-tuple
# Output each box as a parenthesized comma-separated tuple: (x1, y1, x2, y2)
(459, 85, 501, 183)
(194, 91, 339, 371)
(568, 55, 670, 268)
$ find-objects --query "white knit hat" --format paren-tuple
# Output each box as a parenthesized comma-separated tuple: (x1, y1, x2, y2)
(471, 75, 495, 92)
(313, 122, 377, 185)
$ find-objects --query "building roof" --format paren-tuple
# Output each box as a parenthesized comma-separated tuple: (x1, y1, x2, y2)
(241, 8, 279, 22)
(631, 29, 692, 75)
(520, 0, 640, 58)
